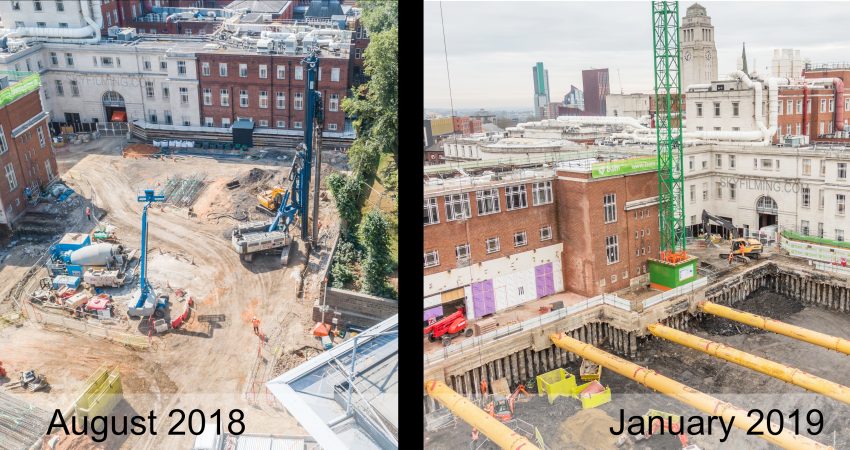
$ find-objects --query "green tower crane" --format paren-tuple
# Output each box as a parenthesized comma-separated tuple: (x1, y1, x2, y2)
(649, 1, 698, 289)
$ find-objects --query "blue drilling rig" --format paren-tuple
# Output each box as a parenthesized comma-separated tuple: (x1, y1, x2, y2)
(127, 189, 169, 319)
(231, 51, 323, 265)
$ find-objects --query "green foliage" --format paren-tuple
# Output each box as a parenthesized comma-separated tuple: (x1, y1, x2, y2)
(359, 210, 393, 297)
(330, 239, 360, 288)
(346, 138, 381, 177)
(380, 160, 398, 192)
(330, 260, 356, 288)
(357, 0, 398, 35)
(326, 172, 363, 233)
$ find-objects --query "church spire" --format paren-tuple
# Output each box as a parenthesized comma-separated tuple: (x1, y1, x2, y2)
(741, 42, 748, 74)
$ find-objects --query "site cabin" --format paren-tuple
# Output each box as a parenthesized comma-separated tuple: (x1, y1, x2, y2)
(83, 269, 126, 288)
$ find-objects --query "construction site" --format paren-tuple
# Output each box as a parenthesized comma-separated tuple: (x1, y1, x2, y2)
(0, 63, 398, 450)
(423, 2, 850, 450)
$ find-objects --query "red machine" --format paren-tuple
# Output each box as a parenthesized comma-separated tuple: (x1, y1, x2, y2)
(488, 384, 529, 422)
(424, 308, 472, 346)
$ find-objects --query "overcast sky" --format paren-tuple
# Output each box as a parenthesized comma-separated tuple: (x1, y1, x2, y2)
(424, 1, 850, 110)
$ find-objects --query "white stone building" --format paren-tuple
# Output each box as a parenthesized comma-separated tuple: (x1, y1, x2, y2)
(606, 93, 651, 119)
(680, 3, 718, 90)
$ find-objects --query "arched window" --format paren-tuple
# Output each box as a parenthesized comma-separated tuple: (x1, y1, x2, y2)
(756, 196, 778, 214)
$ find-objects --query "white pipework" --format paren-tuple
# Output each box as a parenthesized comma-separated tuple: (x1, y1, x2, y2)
(554, 115, 648, 129)
(685, 83, 712, 92)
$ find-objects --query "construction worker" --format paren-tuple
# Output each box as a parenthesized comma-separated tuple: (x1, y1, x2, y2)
(85, 206, 92, 221)
(252, 316, 260, 335)
(480, 379, 488, 395)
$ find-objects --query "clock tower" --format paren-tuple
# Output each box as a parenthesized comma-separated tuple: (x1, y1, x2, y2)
(680, 3, 718, 90)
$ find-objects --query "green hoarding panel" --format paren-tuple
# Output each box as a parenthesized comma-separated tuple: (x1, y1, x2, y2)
(0, 74, 40, 107)
(591, 156, 658, 178)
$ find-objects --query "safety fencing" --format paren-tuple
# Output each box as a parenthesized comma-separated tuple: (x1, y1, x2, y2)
(424, 278, 709, 366)
(26, 302, 154, 350)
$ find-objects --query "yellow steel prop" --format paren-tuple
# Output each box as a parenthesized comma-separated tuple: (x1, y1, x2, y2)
(424, 380, 541, 450)
(649, 323, 850, 406)
(701, 301, 850, 355)
(549, 332, 832, 450)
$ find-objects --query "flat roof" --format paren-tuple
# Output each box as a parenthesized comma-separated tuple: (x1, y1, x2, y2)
(267, 315, 398, 450)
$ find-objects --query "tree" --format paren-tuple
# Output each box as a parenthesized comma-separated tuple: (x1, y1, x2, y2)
(359, 210, 393, 297)
(326, 172, 362, 233)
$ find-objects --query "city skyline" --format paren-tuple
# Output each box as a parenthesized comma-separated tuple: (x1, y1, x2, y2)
(424, 1, 850, 109)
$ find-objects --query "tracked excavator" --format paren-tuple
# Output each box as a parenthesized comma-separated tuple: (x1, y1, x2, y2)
(702, 210, 762, 263)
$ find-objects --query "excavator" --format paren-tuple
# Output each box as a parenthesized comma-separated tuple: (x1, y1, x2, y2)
(257, 186, 287, 213)
(702, 210, 762, 263)
(485, 381, 530, 422)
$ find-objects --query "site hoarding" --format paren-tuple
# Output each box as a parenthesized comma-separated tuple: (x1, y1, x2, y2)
(591, 156, 658, 178)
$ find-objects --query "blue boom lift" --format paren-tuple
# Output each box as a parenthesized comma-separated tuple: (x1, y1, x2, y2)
(127, 189, 169, 319)
(232, 51, 323, 265)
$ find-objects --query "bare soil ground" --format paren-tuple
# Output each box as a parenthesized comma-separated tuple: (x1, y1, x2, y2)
(0, 137, 343, 449)
(426, 288, 850, 450)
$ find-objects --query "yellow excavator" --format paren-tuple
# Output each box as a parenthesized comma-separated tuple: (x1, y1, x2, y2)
(257, 186, 287, 213)
(702, 210, 762, 263)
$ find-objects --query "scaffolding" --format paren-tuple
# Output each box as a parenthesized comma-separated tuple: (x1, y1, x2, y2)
(0, 391, 50, 450)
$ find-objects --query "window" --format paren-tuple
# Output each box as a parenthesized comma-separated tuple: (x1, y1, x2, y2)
(796, 123, 801, 135)
(219, 63, 228, 77)
(259, 91, 268, 109)
(49, 52, 58, 65)
(201, 62, 210, 76)
(696, 103, 703, 117)
(331, 67, 340, 82)
(179, 87, 188, 104)
(838, 194, 846, 215)
(485, 237, 500, 254)
(239, 90, 248, 107)
(36, 22, 46, 28)
(203, 88, 212, 106)
(540, 226, 552, 241)
(514, 231, 528, 247)
(532, 181, 553, 205)
(222, 118, 231, 128)
(14, 21, 23, 28)
(100, 56, 113, 67)
(175, 60, 185, 76)
(65, 52, 74, 66)
(455, 244, 470, 263)
(732, 102, 739, 117)
(37, 126, 45, 148)
(12, 1, 19, 10)
(839, 163, 847, 180)
(846, 98, 850, 111)
(506, 185, 528, 210)
(838, 230, 845, 242)
(259, 65, 267, 79)
(276, 92, 286, 109)
(688, 156, 694, 171)
(294, 92, 303, 110)
(715, 154, 722, 168)
(424, 198, 439, 225)
(181, 117, 191, 127)
(45, 159, 53, 180)
(444, 193, 471, 221)
(701, 182, 708, 200)
(239, 64, 247, 77)
(276, 65, 285, 79)
(55, 80, 63, 96)
(476, 189, 500, 215)
(34, 1, 42, 11)
(205, 117, 214, 127)
(161, 85, 169, 99)
(819, 189, 825, 209)
(715, 182, 722, 199)
(220, 89, 229, 106)
(797, 100, 803, 114)
(786, 124, 791, 136)
(70, 80, 79, 96)
(821, 160, 827, 177)
(294, 121, 302, 129)
(328, 123, 337, 131)
(603, 193, 616, 223)
(702, 159, 708, 169)
(802, 187, 810, 207)
(830, 99, 835, 112)
(818, 222, 824, 238)
(276, 120, 285, 128)
(803, 159, 811, 176)
(145, 81, 155, 99)
(821, 99, 827, 113)
(801, 220, 810, 236)
(329, 93, 339, 112)
(713, 102, 720, 116)
(148, 109, 158, 123)
(4, 163, 16, 191)
(729, 154, 735, 169)
(295, 66, 303, 80)
(606, 235, 619, 264)
(424, 251, 439, 268)
(729, 182, 736, 200)
(785, 99, 792, 114)
(355, 48, 362, 59)
(761, 159, 773, 170)
(143, 58, 152, 71)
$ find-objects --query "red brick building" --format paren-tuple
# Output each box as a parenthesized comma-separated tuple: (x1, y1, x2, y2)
(100, 0, 143, 33)
(0, 88, 58, 229)
(423, 158, 661, 321)
(774, 68, 850, 143)
(195, 51, 349, 132)
(451, 117, 482, 136)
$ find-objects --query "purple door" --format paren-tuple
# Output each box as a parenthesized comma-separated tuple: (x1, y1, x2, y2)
(535, 263, 555, 298)
(471, 280, 496, 318)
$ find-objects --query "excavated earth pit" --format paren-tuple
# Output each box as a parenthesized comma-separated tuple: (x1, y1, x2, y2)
(425, 284, 850, 450)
